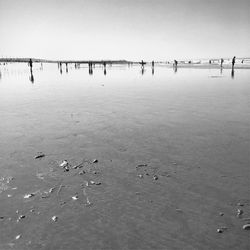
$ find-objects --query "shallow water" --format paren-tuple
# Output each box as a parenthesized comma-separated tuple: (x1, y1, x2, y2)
(0, 64, 250, 249)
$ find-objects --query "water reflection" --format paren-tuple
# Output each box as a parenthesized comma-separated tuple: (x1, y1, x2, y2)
(89, 68, 93, 75)
(141, 66, 145, 75)
(66, 63, 68, 74)
(0, 62, 246, 83)
(152, 61, 154, 75)
(231, 69, 235, 79)
(28, 58, 34, 83)
(29, 68, 34, 83)
(59, 62, 62, 74)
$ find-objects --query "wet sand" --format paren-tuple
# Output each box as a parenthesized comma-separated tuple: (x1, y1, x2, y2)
(0, 65, 250, 249)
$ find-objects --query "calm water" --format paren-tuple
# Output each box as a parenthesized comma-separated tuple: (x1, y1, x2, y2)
(1, 64, 249, 161)
(0, 64, 250, 249)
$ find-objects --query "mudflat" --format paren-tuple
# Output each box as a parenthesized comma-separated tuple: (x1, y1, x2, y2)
(0, 64, 249, 250)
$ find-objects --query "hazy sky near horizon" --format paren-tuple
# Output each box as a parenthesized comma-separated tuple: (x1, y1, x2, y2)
(0, 0, 249, 60)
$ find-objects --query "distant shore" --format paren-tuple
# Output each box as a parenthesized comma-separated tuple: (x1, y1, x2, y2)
(0, 57, 250, 69)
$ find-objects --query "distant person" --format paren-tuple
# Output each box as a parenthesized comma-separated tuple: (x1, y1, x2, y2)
(174, 60, 178, 67)
(241, 59, 244, 64)
(232, 56, 236, 69)
(209, 60, 211, 64)
(152, 61, 154, 67)
(220, 58, 224, 67)
(29, 58, 33, 68)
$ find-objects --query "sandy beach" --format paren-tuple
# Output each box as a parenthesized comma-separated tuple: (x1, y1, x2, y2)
(0, 64, 249, 250)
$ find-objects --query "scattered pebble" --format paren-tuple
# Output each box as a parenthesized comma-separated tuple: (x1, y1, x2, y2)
(89, 180, 101, 185)
(72, 195, 79, 200)
(92, 159, 98, 163)
(72, 161, 84, 169)
(15, 234, 21, 240)
(237, 209, 243, 217)
(217, 228, 223, 233)
(60, 160, 68, 168)
(34, 153, 45, 159)
(7, 194, 12, 198)
(49, 188, 55, 193)
(52, 216, 58, 222)
(237, 203, 244, 206)
(64, 166, 69, 172)
(30, 209, 35, 212)
(219, 212, 224, 216)
(153, 175, 159, 180)
(18, 215, 25, 219)
(242, 224, 250, 230)
(138, 174, 143, 178)
(79, 170, 86, 175)
(137, 164, 147, 167)
(24, 193, 35, 199)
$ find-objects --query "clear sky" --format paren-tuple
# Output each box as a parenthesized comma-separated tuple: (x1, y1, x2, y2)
(0, 0, 249, 61)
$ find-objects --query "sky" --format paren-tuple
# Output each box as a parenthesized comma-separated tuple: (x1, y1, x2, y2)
(0, 0, 249, 61)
